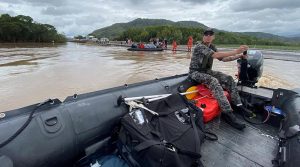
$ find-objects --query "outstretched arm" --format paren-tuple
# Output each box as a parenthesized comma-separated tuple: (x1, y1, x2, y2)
(221, 54, 243, 62)
(212, 45, 248, 60)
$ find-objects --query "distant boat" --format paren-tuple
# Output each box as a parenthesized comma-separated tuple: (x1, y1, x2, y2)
(127, 47, 164, 51)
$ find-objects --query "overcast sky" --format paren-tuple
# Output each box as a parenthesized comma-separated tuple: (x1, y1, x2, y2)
(1, 0, 299, 37)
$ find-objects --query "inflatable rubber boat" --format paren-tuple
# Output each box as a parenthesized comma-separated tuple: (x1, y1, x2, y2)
(127, 48, 164, 51)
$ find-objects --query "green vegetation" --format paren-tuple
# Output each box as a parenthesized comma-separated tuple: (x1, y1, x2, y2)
(116, 26, 200, 44)
(91, 18, 300, 48)
(241, 32, 300, 43)
(90, 18, 207, 39)
(116, 26, 298, 47)
(218, 44, 300, 51)
(0, 14, 66, 43)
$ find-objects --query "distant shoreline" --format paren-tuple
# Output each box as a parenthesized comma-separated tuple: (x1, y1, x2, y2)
(0, 42, 66, 44)
(218, 44, 300, 52)
(1, 42, 299, 52)
(0, 42, 66, 48)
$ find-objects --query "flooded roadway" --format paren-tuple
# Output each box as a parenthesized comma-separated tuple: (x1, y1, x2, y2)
(0, 42, 299, 111)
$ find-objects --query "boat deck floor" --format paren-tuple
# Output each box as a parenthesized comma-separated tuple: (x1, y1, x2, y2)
(202, 116, 278, 167)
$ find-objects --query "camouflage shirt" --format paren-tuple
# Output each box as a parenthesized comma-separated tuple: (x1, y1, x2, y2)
(189, 43, 218, 74)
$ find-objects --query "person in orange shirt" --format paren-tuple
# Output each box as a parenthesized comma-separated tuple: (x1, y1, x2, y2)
(187, 36, 193, 52)
(138, 42, 145, 49)
(172, 40, 177, 52)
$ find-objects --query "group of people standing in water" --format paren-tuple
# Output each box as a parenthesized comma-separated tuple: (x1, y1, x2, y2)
(171, 36, 193, 52)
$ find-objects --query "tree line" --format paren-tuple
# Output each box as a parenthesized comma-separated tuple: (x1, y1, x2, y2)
(116, 26, 291, 46)
(0, 14, 66, 43)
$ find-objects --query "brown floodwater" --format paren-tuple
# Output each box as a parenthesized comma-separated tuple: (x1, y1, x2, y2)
(0, 42, 299, 112)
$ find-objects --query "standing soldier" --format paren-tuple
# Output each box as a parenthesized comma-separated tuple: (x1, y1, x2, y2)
(172, 40, 177, 52)
(189, 28, 254, 130)
(187, 36, 193, 52)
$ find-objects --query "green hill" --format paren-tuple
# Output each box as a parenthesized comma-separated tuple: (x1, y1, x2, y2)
(90, 18, 207, 39)
(241, 32, 283, 39)
(241, 32, 300, 43)
(90, 18, 300, 46)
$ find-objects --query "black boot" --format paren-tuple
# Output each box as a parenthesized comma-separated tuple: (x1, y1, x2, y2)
(238, 106, 256, 118)
(222, 112, 246, 130)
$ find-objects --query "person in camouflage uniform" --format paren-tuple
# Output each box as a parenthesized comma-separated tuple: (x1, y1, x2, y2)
(189, 28, 253, 130)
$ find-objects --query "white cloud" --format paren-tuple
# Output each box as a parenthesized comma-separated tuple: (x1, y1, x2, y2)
(41, 6, 82, 16)
(24, 0, 69, 7)
(230, 0, 300, 11)
(0, 3, 15, 15)
(0, 0, 299, 36)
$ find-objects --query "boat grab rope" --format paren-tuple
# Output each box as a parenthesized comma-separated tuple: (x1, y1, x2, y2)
(125, 100, 159, 116)
(119, 90, 199, 116)
(0, 99, 54, 149)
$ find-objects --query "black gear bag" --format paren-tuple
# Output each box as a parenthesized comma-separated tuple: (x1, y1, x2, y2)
(118, 93, 215, 167)
(272, 91, 300, 167)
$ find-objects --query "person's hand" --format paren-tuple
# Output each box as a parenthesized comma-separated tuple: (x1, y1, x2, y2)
(235, 45, 249, 54)
(241, 54, 248, 59)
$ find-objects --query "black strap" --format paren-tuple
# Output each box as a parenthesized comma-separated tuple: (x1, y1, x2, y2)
(134, 140, 161, 152)
(134, 139, 202, 160)
(180, 95, 219, 142)
(190, 111, 201, 155)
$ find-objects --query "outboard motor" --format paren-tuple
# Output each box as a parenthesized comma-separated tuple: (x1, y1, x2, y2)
(237, 50, 264, 87)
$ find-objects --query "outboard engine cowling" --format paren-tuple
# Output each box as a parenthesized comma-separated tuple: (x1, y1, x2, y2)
(237, 50, 264, 87)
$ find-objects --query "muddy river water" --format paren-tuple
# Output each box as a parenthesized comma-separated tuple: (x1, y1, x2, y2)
(0, 42, 299, 111)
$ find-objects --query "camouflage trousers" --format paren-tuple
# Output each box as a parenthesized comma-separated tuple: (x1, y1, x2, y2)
(189, 71, 242, 113)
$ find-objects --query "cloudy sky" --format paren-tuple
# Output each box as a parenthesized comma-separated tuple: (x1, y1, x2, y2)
(1, 0, 299, 37)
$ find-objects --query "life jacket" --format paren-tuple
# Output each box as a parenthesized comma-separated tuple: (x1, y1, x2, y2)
(172, 41, 177, 47)
(190, 43, 217, 73)
(200, 51, 213, 71)
(188, 38, 193, 46)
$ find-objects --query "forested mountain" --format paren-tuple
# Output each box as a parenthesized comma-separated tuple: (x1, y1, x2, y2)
(0, 14, 66, 43)
(90, 18, 207, 39)
(241, 32, 300, 42)
(90, 18, 299, 46)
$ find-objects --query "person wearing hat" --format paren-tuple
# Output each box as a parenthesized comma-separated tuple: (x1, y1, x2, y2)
(189, 28, 254, 130)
